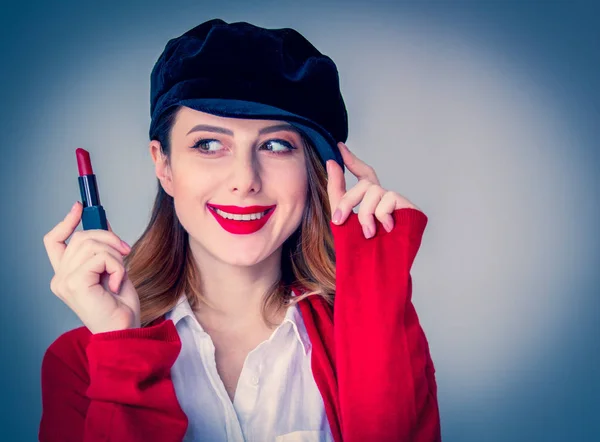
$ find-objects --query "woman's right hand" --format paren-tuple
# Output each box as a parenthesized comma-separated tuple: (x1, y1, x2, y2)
(43, 201, 141, 334)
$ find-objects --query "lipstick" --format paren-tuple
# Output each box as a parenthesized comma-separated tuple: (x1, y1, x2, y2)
(207, 204, 276, 235)
(76, 148, 108, 231)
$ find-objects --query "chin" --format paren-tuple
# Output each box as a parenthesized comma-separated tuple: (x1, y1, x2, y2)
(187, 213, 300, 267)
(213, 245, 272, 268)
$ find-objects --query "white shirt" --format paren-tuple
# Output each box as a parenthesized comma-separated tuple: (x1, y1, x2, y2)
(166, 294, 334, 442)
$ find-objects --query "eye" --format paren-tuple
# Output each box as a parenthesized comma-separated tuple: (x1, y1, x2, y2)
(191, 139, 223, 154)
(261, 139, 296, 154)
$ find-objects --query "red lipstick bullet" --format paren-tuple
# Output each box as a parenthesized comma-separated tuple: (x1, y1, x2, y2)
(76, 148, 108, 231)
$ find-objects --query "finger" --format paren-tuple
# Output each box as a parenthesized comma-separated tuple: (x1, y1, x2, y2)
(62, 239, 125, 276)
(357, 185, 386, 238)
(326, 159, 347, 221)
(65, 262, 120, 318)
(107, 219, 113, 232)
(338, 142, 380, 185)
(68, 251, 126, 297)
(332, 179, 372, 225)
(63, 229, 131, 266)
(374, 191, 400, 233)
(43, 202, 83, 273)
(374, 191, 421, 232)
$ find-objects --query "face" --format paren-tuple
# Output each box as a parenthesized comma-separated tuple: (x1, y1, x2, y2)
(150, 106, 308, 268)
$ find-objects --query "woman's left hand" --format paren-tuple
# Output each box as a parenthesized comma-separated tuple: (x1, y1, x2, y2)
(326, 142, 421, 239)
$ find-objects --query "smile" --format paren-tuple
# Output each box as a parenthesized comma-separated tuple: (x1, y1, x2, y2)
(207, 204, 276, 235)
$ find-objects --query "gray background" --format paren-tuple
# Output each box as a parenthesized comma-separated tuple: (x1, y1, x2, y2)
(1, 0, 598, 441)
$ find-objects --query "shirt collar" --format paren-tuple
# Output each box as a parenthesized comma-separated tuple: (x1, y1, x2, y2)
(281, 296, 312, 355)
(165, 291, 312, 355)
(165, 293, 197, 327)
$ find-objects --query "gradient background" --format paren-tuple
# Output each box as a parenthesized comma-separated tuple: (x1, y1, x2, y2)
(1, 0, 598, 440)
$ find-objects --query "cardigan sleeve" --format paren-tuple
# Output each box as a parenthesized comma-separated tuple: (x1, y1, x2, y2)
(331, 207, 441, 442)
(39, 320, 188, 442)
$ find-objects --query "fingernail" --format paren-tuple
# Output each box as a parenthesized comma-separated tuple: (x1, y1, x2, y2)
(383, 219, 394, 233)
(332, 209, 342, 224)
(69, 201, 78, 213)
(362, 224, 373, 239)
(121, 240, 131, 251)
(326, 160, 331, 174)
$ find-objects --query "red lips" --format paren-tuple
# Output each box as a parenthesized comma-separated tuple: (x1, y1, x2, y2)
(207, 204, 276, 235)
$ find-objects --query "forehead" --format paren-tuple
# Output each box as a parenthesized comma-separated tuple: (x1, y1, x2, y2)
(174, 106, 293, 133)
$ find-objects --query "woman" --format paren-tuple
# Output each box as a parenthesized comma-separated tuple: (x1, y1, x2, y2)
(39, 19, 440, 442)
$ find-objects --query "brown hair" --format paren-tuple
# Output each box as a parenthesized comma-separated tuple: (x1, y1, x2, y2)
(123, 106, 336, 327)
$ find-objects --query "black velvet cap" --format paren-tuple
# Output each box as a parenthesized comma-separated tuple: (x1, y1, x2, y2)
(149, 18, 348, 170)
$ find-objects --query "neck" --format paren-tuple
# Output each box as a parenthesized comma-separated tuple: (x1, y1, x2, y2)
(188, 243, 286, 331)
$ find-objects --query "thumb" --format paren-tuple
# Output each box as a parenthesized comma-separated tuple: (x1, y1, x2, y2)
(326, 159, 346, 218)
(107, 219, 113, 232)
(44, 201, 83, 272)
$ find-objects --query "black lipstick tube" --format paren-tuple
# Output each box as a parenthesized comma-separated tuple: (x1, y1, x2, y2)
(78, 174, 108, 231)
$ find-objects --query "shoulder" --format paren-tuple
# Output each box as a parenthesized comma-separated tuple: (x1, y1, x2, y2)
(42, 326, 92, 381)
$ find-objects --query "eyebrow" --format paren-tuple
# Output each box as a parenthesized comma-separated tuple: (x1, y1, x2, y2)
(186, 123, 299, 137)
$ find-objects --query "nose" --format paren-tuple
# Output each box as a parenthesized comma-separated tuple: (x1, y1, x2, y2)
(228, 153, 262, 196)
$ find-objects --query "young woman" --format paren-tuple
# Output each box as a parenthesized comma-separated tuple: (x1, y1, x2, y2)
(39, 19, 440, 442)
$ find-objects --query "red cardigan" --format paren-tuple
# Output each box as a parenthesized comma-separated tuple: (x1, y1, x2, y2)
(39, 208, 441, 441)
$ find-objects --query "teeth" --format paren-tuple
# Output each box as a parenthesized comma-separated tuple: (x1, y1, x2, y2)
(215, 208, 268, 221)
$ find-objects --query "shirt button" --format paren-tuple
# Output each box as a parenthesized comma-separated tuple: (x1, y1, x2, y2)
(250, 375, 259, 386)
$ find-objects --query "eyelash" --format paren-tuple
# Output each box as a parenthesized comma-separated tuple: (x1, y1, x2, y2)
(190, 138, 297, 155)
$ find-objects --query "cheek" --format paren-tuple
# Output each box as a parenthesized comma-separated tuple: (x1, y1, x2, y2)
(169, 169, 221, 230)
(171, 165, 217, 200)
(267, 164, 308, 204)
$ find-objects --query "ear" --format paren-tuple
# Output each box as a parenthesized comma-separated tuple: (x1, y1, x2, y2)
(149, 140, 174, 197)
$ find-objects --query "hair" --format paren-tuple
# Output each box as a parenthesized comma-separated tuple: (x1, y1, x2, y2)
(123, 105, 337, 327)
